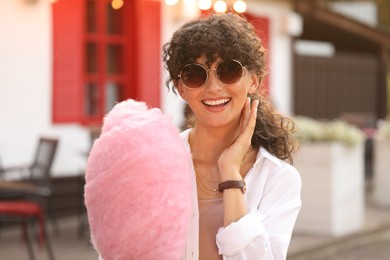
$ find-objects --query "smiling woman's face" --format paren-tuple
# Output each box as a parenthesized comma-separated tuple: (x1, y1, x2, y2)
(177, 56, 259, 129)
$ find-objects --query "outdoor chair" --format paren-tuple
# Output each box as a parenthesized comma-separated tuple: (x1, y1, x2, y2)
(0, 137, 60, 233)
(0, 192, 55, 260)
(0, 137, 58, 184)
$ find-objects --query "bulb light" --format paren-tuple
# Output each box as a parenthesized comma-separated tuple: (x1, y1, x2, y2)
(233, 0, 246, 13)
(111, 0, 124, 10)
(214, 0, 227, 13)
(198, 0, 212, 10)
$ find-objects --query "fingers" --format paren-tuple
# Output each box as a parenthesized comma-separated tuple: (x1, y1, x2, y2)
(243, 98, 259, 132)
(238, 97, 259, 146)
(249, 99, 259, 129)
(218, 98, 259, 174)
(240, 97, 251, 133)
(245, 98, 259, 137)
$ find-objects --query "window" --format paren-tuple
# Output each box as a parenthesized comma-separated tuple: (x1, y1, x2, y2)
(52, 0, 161, 125)
(83, 0, 127, 122)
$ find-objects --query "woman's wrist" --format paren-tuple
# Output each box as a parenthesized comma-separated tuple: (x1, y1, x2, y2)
(219, 171, 242, 182)
(219, 169, 246, 194)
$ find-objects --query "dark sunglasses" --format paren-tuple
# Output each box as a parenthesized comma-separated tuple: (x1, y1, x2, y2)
(178, 59, 246, 89)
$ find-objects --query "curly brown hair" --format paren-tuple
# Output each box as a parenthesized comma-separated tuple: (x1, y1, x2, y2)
(162, 13, 298, 164)
(249, 92, 298, 164)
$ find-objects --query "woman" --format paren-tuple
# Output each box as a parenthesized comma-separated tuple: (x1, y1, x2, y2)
(163, 13, 302, 259)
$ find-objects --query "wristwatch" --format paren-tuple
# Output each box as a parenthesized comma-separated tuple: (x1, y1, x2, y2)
(218, 180, 246, 194)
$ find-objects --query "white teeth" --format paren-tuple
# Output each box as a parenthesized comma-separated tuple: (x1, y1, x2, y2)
(203, 98, 230, 106)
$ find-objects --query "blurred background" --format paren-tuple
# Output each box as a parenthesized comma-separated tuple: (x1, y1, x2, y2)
(0, 0, 389, 259)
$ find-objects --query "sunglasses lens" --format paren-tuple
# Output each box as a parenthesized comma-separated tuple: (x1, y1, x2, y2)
(217, 60, 243, 84)
(180, 64, 207, 88)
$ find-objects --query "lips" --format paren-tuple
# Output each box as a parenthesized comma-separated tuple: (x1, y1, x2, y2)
(202, 98, 231, 107)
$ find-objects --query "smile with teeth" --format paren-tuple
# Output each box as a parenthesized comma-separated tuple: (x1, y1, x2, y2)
(202, 98, 231, 107)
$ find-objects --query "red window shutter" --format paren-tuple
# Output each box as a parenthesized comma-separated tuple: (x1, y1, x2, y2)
(135, 0, 161, 108)
(52, 0, 161, 123)
(52, 1, 84, 123)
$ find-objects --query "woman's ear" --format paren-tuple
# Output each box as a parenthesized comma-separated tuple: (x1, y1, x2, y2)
(248, 73, 260, 94)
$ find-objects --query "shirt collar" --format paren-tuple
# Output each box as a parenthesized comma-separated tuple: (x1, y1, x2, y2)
(180, 128, 191, 153)
(256, 147, 283, 168)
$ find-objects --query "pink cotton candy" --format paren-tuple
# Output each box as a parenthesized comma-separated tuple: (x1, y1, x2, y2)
(84, 99, 192, 260)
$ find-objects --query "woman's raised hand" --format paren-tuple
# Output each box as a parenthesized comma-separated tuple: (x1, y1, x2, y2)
(218, 97, 259, 181)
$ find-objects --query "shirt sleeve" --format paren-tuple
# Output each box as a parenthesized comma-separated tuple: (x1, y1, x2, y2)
(216, 164, 302, 260)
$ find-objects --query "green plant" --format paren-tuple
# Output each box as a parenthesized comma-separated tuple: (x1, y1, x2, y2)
(293, 116, 365, 146)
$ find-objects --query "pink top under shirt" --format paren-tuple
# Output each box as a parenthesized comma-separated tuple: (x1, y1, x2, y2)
(198, 198, 224, 260)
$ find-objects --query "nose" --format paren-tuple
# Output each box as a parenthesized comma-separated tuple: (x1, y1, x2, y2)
(205, 68, 223, 91)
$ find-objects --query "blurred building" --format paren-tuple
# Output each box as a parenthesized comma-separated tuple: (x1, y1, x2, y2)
(293, 0, 390, 128)
(0, 0, 389, 179)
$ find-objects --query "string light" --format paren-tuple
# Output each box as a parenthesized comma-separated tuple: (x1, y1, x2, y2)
(233, 0, 246, 13)
(165, 0, 246, 13)
(198, 0, 212, 10)
(214, 0, 227, 13)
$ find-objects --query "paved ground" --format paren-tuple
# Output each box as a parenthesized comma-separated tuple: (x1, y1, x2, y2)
(0, 215, 98, 260)
(288, 190, 390, 260)
(1, 191, 390, 260)
(289, 225, 390, 260)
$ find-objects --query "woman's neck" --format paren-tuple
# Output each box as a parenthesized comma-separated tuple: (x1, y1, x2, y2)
(189, 124, 239, 165)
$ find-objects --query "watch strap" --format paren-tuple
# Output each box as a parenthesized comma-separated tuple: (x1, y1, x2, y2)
(218, 180, 246, 194)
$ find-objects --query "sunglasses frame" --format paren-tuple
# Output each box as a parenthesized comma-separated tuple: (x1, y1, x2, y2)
(177, 59, 246, 89)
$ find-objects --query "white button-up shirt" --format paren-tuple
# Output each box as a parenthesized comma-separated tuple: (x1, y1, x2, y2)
(180, 129, 302, 260)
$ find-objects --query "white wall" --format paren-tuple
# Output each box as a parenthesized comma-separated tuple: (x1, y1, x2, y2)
(0, 0, 89, 176)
